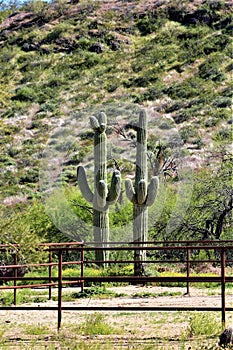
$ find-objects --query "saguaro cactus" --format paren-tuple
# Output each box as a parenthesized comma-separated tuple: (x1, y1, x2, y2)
(77, 112, 121, 264)
(125, 110, 159, 276)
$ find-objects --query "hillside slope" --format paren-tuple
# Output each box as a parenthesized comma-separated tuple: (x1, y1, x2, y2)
(0, 0, 232, 206)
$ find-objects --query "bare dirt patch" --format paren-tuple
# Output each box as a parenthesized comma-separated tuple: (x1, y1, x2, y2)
(0, 286, 232, 349)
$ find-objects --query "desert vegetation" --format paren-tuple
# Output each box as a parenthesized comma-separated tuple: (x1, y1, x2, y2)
(0, 0, 232, 255)
(0, 0, 232, 348)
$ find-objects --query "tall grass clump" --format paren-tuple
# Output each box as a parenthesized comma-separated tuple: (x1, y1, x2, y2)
(187, 312, 220, 338)
(78, 313, 120, 336)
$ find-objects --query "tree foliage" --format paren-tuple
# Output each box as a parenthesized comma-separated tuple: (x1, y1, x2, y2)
(150, 154, 232, 241)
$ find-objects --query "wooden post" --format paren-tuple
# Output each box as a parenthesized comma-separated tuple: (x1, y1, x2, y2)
(58, 250, 62, 331)
(13, 253, 17, 305)
(221, 248, 226, 327)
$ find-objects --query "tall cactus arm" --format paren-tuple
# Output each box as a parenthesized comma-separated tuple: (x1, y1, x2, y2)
(90, 116, 100, 131)
(145, 176, 159, 206)
(137, 179, 147, 205)
(96, 180, 107, 208)
(138, 109, 147, 130)
(98, 112, 107, 132)
(77, 165, 94, 203)
(107, 170, 121, 204)
(125, 179, 136, 203)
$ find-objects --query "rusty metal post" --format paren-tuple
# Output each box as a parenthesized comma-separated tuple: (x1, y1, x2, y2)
(58, 250, 62, 331)
(221, 248, 226, 327)
(186, 248, 190, 296)
(81, 245, 84, 292)
(49, 250, 52, 300)
(13, 253, 17, 305)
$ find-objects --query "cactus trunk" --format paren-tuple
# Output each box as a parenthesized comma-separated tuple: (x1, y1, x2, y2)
(93, 208, 109, 264)
(133, 204, 148, 276)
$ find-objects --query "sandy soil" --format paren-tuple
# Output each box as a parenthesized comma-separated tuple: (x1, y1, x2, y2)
(1, 285, 232, 325)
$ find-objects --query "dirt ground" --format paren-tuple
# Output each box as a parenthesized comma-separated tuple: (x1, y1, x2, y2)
(0, 285, 232, 349)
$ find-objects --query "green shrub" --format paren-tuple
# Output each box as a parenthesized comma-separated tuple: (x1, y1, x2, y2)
(214, 96, 232, 108)
(173, 110, 192, 124)
(0, 289, 47, 306)
(179, 125, 199, 143)
(12, 86, 37, 102)
(165, 78, 204, 99)
(136, 15, 159, 35)
(106, 264, 134, 277)
(68, 286, 120, 299)
(159, 271, 186, 287)
(213, 128, 232, 142)
(43, 23, 72, 43)
(198, 58, 225, 81)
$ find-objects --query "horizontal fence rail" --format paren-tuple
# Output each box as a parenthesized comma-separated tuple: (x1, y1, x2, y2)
(0, 241, 232, 329)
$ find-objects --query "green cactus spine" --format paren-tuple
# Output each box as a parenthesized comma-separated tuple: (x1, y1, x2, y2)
(77, 112, 121, 265)
(125, 110, 159, 276)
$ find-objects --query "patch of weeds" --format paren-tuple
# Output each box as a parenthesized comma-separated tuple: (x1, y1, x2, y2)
(65, 286, 126, 300)
(77, 313, 120, 336)
(213, 127, 232, 143)
(207, 290, 219, 296)
(0, 325, 6, 339)
(57, 338, 118, 350)
(187, 312, 220, 337)
(132, 291, 182, 298)
(23, 324, 49, 336)
(158, 291, 183, 297)
(0, 289, 48, 306)
(179, 125, 199, 144)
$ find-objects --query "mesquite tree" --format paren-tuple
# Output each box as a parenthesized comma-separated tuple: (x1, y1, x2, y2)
(77, 112, 121, 265)
(125, 110, 159, 276)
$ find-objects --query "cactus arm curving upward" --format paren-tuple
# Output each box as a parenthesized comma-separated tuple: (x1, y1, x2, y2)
(77, 165, 94, 203)
(125, 178, 136, 203)
(96, 180, 107, 208)
(146, 176, 159, 206)
(90, 115, 100, 130)
(107, 170, 121, 204)
(137, 179, 147, 205)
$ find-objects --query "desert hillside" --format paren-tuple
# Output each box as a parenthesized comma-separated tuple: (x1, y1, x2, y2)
(0, 0, 232, 243)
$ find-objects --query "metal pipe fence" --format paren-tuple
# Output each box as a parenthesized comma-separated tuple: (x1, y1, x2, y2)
(0, 241, 232, 330)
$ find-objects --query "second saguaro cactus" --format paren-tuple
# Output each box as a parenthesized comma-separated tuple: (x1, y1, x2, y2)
(125, 110, 159, 276)
(77, 112, 121, 264)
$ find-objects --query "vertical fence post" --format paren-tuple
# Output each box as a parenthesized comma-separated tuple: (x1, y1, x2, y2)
(49, 250, 52, 300)
(221, 248, 226, 327)
(13, 252, 17, 305)
(81, 245, 84, 292)
(58, 250, 62, 331)
(186, 248, 190, 296)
